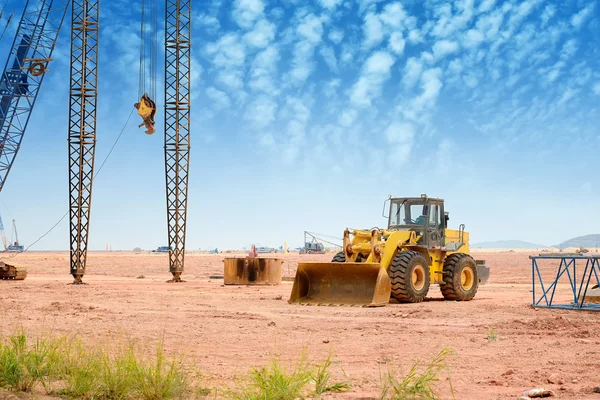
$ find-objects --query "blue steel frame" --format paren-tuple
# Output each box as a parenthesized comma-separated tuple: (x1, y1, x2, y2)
(0, 0, 69, 193)
(531, 254, 600, 311)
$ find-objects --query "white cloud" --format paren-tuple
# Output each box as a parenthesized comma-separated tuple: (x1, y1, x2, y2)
(507, 0, 541, 32)
(350, 51, 395, 107)
(407, 29, 424, 44)
(206, 87, 231, 110)
(206, 34, 245, 68)
(319, 46, 338, 73)
(540, 5, 556, 27)
(249, 46, 280, 94)
(216, 70, 244, 90)
(297, 14, 325, 43)
(558, 88, 578, 105)
(479, 0, 496, 13)
(571, 3, 595, 29)
(402, 68, 443, 121)
(319, 0, 343, 10)
(281, 97, 312, 162)
(259, 132, 276, 148)
(339, 109, 357, 127)
(388, 32, 405, 55)
(379, 2, 409, 29)
(190, 57, 203, 96)
(328, 29, 344, 44)
(432, 40, 459, 59)
(197, 13, 220, 34)
(384, 122, 414, 166)
(243, 19, 276, 48)
(232, 0, 265, 29)
(363, 12, 384, 48)
(431, 0, 475, 38)
(324, 79, 340, 98)
(402, 57, 422, 89)
(415, 68, 443, 109)
(290, 13, 324, 83)
(244, 96, 277, 128)
(463, 29, 484, 49)
(593, 82, 600, 96)
(475, 7, 504, 40)
(358, 0, 386, 14)
(205, 33, 246, 90)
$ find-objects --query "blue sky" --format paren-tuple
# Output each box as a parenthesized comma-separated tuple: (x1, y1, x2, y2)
(0, 0, 599, 250)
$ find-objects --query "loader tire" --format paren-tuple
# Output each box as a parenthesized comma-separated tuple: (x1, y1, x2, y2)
(332, 252, 345, 262)
(440, 253, 478, 301)
(389, 251, 430, 303)
(331, 252, 365, 263)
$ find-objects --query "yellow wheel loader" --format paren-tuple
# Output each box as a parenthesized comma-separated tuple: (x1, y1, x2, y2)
(288, 195, 490, 307)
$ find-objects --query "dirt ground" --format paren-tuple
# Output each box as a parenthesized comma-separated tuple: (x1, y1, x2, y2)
(1, 251, 600, 399)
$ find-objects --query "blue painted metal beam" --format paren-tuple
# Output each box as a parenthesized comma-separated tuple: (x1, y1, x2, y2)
(0, 0, 69, 192)
(531, 254, 600, 311)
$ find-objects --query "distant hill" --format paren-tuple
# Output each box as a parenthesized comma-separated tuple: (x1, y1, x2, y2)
(472, 240, 548, 249)
(554, 234, 600, 249)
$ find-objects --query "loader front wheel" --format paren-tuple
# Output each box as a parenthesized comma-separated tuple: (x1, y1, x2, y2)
(331, 252, 345, 262)
(331, 252, 365, 262)
(440, 253, 479, 301)
(389, 251, 430, 303)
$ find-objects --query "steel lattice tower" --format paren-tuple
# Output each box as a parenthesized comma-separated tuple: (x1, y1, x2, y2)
(0, 0, 69, 193)
(164, 0, 191, 282)
(68, 0, 99, 283)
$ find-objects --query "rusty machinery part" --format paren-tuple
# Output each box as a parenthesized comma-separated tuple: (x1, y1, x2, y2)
(71, 274, 87, 285)
(68, 0, 99, 283)
(28, 61, 46, 76)
(0, 262, 27, 280)
(223, 257, 282, 285)
(167, 272, 185, 283)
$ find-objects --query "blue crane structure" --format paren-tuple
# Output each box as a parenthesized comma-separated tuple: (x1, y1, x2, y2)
(0, 0, 69, 193)
(0, 0, 191, 283)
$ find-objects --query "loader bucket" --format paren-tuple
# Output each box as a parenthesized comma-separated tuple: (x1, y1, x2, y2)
(288, 262, 391, 307)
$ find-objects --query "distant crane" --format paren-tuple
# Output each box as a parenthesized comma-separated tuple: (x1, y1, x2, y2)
(8, 218, 23, 251)
(0, 214, 8, 250)
(299, 231, 326, 254)
(0, 215, 24, 252)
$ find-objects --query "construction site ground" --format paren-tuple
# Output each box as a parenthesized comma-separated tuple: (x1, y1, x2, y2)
(1, 251, 600, 399)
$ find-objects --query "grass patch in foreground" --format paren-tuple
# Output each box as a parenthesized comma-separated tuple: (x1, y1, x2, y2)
(226, 350, 350, 400)
(0, 331, 191, 399)
(380, 348, 455, 400)
(0, 330, 60, 392)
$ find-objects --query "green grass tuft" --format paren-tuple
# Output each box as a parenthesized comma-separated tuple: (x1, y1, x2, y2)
(0, 331, 58, 392)
(487, 327, 498, 342)
(133, 341, 189, 400)
(227, 349, 351, 400)
(380, 348, 455, 400)
(312, 352, 351, 395)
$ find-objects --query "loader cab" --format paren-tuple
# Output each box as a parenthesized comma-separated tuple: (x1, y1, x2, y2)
(386, 195, 445, 248)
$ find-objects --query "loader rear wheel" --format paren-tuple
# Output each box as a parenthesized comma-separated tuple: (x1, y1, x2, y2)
(389, 251, 430, 303)
(440, 253, 479, 301)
